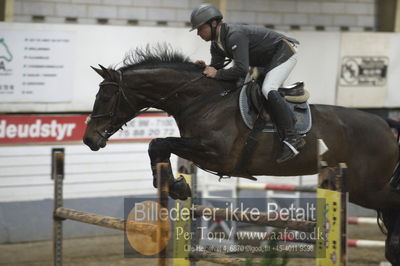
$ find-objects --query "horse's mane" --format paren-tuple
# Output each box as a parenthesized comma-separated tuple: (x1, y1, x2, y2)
(118, 44, 202, 73)
(117, 44, 235, 90)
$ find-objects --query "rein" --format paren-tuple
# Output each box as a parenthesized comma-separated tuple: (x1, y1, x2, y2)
(90, 70, 205, 140)
(144, 59, 232, 114)
(142, 74, 205, 114)
(90, 59, 235, 140)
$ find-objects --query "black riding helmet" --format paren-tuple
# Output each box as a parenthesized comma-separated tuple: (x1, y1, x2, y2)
(190, 3, 223, 40)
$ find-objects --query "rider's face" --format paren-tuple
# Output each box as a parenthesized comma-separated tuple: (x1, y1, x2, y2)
(197, 24, 211, 41)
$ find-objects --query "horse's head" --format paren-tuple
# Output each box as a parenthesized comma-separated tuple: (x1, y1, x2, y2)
(83, 65, 143, 151)
(83, 45, 226, 151)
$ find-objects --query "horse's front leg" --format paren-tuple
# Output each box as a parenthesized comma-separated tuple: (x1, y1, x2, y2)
(148, 137, 205, 200)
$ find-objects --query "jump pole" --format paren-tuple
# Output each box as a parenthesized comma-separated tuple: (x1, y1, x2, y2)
(237, 182, 376, 226)
(55, 207, 157, 234)
(191, 205, 316, 232)
(347, 239, 385, 248)
(347, 217, 377, 225)
(237, 183, 317, 193)
(52, 148, 64, 266)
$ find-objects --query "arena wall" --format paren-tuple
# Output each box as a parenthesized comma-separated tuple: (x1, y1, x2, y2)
(2, 22, 400, 112)
(11, 0, 376, 32)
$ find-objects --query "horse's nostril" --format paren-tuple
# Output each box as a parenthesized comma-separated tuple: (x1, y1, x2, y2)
(83, 136, 92, 146)
(83, 137, 100, 151)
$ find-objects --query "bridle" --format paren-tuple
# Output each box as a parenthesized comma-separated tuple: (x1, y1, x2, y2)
(88, 69, 206, 141)
(88, 70, 139, 140)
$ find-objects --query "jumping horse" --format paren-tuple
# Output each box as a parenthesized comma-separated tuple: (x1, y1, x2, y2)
(83, 46, 400, 265)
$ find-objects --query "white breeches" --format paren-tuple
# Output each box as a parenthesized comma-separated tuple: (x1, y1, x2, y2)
(261, 44, 298, 99)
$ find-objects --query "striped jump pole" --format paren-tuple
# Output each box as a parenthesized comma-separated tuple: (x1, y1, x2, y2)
(237, 183, 317, 193)
(192, 205, 316, 232)
(238, 182, 377, 226)
(247, 231, 385, 248)
(347, 217, 377, 225)
(347, 239, 385, 248)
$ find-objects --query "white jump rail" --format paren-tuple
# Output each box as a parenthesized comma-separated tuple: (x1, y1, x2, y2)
(347, 217, 377, 225)
(347, 239, 385, 248)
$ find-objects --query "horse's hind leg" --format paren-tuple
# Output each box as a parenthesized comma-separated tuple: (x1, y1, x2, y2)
(381, 209, 400, 266)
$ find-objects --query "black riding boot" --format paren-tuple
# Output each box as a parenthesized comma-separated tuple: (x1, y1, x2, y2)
(266, 90, 306, 163)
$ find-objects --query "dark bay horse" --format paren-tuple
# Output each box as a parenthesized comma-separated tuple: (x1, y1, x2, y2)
(83, 46, 400, 264)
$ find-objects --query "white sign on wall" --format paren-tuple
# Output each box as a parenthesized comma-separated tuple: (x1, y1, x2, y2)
(0, 30, 75, 102)
(111, 114, 179, 141)
(340, 56, 388, 87)
(336, 33, 390, 107)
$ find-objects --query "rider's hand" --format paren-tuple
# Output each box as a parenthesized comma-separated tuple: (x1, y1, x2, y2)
(194, 60, 206, 68)
(203, 66, 217, 78)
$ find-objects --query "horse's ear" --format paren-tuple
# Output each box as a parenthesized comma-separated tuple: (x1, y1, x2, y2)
(106, 68, 120, 81)
(98, 64, 113, 80)
(91, 66, 106, 78)
(99, 64, 107, 72)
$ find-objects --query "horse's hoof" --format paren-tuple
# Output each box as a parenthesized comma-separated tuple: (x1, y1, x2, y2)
(169, 176, 192, 200)
(386, 236, 400, 266)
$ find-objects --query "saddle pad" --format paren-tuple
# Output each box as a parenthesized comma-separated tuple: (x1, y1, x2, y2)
(239, 84, 312, 134)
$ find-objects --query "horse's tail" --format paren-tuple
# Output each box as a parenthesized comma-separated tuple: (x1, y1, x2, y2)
(386, 118, 400, 143)
(377, 119, 400, 235)
(385, 118, 400, 187)
(377, 210, 387, 235)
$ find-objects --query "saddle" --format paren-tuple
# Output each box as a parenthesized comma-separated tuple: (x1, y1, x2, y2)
(239, 81, 312, 134)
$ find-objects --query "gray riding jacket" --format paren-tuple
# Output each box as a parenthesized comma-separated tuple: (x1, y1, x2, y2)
(211, 23, 299, 81)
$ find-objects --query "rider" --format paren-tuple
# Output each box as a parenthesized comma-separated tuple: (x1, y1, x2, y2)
(190, 3, 305, 163)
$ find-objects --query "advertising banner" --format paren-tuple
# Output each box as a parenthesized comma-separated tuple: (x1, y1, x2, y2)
(0, 113, 179, 145)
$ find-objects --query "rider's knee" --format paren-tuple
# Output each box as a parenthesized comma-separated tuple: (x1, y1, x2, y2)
(261, 81, 280, 99)
(266, 90, 281, 101)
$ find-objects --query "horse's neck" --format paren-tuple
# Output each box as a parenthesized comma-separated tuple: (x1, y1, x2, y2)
(169, 76, 233, 120)
(129, 69, 228, 116)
